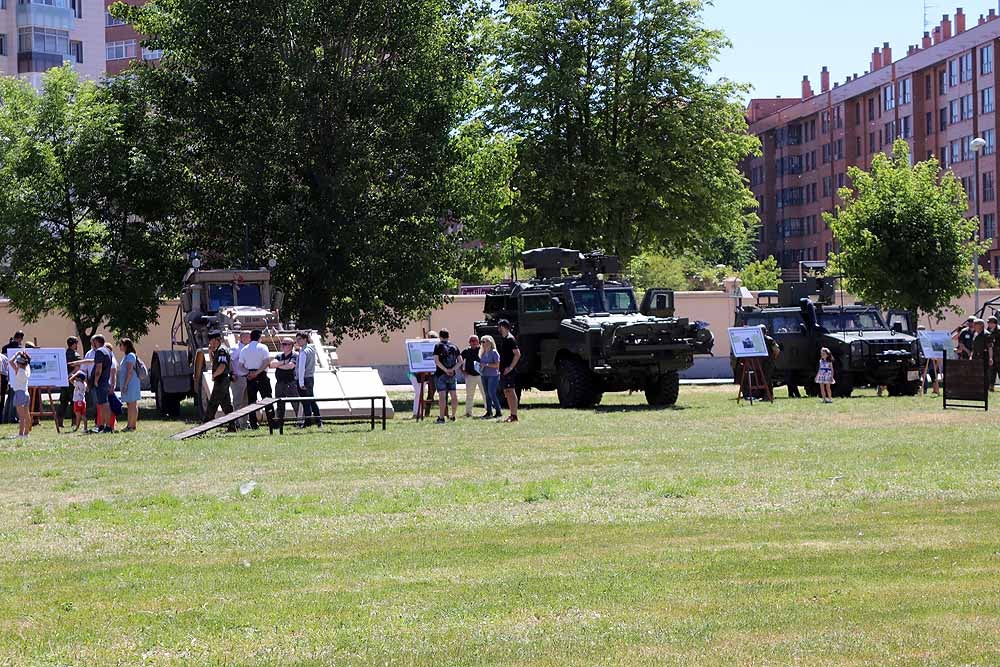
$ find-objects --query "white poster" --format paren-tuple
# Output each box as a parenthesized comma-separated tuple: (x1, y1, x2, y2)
(15, 348, 70, 388)
(406, 339, 439, 374)
(728, 327, 769, 359)
(918, 330, 955, 361)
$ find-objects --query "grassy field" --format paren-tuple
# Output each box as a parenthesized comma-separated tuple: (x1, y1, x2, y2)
(0, 386, 999, 665)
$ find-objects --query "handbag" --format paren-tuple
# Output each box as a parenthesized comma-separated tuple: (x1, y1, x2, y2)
(108, 391, 125, 417)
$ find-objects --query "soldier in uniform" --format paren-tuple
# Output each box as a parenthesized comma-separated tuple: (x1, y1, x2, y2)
(204, 332, 236, 431)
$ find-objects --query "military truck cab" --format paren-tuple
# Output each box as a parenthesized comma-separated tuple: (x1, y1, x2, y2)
(475, 247, 714, 409)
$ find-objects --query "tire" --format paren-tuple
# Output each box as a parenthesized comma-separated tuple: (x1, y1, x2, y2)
(155, 376, 183, 419)
(889, 380, 920, 397)
(804, 381, 820, 397)
(556, 357, 599, 408)
(645, 370, 680, 407)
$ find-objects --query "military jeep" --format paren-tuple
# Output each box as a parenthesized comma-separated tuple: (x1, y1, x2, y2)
(474, 248, 714, 408)
(733, 279, 922, 397)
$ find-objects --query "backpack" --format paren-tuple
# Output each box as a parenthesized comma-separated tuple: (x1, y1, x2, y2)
(135, 356, 150, 385)
(440, 342, 460, 370)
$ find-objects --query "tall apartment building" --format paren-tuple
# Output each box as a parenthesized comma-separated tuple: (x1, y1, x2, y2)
(0, 0, 104, 87)
(745, 7, 1000, 278)
(104, 0, 157, 75)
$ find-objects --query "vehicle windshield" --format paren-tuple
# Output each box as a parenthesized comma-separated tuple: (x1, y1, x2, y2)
(572, 289, 603, 314)
(604, 288, 637, 314)
(207, 284, 235, 312)
(819, 310, 886, 331)
(237, 284, 262, 307)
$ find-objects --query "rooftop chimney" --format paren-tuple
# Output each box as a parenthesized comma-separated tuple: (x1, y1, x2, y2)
(990, 9, 997, 20)
(942, 14, 953, 40)
(908, 45, 918, 56)
(881, 43, 893, 68)
(923, 31, 932, 48)
(801, 75, 814, 99)
(956, 7, 966, 33)
(821, 66, 830, 93)
(872, 47, 882, 71)
(979, 14, 986, 26)
(934, 26, 942, 44)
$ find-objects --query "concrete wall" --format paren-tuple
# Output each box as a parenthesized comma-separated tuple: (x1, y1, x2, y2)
(3, 291, 996, 382)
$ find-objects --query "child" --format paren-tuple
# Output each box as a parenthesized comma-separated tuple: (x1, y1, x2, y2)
(10, 351, 31, 438)
(816, 347, 835, 404)
(70, 370, 88, 432)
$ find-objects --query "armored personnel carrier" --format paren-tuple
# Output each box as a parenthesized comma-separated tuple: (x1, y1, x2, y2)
(474, 248, 714, 408)
(732, 278, 922, 397)
(151, 260, 392, 420)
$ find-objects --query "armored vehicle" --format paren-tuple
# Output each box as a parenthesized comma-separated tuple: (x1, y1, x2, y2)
(474, 248, 714, 408)
(151, 260, 392, 420)
(732, 278, 922, 397)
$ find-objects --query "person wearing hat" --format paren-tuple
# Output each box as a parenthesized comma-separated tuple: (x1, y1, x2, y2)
(270, 337, 300, 426)
(953, 316, 976, 359)
(970, 318, 992, 366)
(989, 316, 1000, 391)
(204, 332, 237, 431)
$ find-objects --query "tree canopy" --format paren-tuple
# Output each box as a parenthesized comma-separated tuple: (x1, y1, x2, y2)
(116, 0, 499, 340)
(488, 0, 760, 261)
(827, 140, 987, 319)
(0, 66, 185, 343)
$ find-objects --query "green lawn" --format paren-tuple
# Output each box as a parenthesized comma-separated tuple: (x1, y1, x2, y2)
(1, 387, 999, 665)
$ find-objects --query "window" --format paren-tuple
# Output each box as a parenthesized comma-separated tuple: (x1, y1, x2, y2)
(985, 214, 996, 242)
(142, 48, 163, 61)
(821, 111, 830, 134)
(17, 26, 70, 55)
(962, 135, 974, 162)
(822, 143, 831, 164)
(925, 73, 933, 99)
(868, 97, 875, 121)
(69, 40, 82, 64)
(523, 293, 554, 314)
(901, 116, 911, 139)
(105, 9, 126, 27)
(869, 131, 875, 153)
(962, 176, 975, 202)
(949, 59, 959, 86)
(855, 102, 861, 124)
(834, 139, 843, 160)
(983, 87, 994, 114)
(837, 173, 846, 189)
(939, 68, 948, 95)
(69, 0, 80, 18)
(884, 121, 895, 145)
(962, 94, 975, 120)
(927, 111, 934, 136)
(985, 172, 995, 202)
(898, 78, 911, 105)
(961, 52, 974, 82)
(834, 106, 843, 129)
(605, 289, 636, 314)
(572, 289, 603, 315)
(883, 84, 895, 111)
(0, 34, 5, 57)
(207, 285, 235, 312)
(950, 99, 961, 124)
(856, 136, 861, 157)
(17, 0, 68, 6)
(236, 284, 262, 307)
(951, 139, 962, 165)
(105, 40, 137, 61)
(822, 176, 832, 197)
(983, 44, 994, 75)
(985, 129, 996, 156)
(940, 107, 948, 131)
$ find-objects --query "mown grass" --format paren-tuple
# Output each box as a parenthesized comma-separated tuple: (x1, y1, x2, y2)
(0, 387, 999, 665)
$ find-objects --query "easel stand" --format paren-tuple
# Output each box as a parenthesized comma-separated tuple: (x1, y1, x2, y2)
(415, 373, 437, 421)
(736, 358, 773, 404)
(29, 387, 61, 433)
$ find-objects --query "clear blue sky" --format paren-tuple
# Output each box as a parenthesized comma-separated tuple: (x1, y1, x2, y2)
(703, 0, 1000, 102)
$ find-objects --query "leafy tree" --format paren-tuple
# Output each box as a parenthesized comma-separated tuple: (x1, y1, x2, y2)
(116, 0, 492, 340)
(827, 140, 988, 319)
(0, 66, 185, 344)
(739, 256, 782, 291)
(628, 252, 734, 292)
(489, 0, 760, 261)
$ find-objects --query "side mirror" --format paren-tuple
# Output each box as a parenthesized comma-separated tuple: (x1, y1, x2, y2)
(271, 289, 285, 313)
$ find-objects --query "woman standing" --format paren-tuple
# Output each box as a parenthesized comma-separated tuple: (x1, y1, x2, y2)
(117, 339, 141, 432)
(478, 336, 502, 419)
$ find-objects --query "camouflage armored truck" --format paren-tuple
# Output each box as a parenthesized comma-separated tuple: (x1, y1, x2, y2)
(732, 278, 922, 397)
(474, 248, 714, 408)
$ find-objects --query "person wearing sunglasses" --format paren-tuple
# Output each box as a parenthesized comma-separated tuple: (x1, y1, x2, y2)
(270, 338, 300, 427)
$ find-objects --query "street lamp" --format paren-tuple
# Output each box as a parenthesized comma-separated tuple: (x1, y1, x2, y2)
(972, 136, 988, 312)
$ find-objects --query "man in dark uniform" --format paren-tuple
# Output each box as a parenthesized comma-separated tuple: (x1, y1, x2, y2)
(989, 316, 1000, 391)
(57, 336, 81, 429)
(954, 316, 975, 359)
(970, 318, 992, 366)
(204, 332, 236, 431)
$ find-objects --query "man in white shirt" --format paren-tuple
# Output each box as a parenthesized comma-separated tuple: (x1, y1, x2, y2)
(230, 330, 252, 429)
(242, 329, 275, 430)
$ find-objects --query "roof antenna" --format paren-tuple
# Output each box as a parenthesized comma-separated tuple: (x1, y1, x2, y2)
(923, 0, 937, 33)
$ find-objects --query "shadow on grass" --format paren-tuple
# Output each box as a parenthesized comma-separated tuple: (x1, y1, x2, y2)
(594, 404, 690, 413)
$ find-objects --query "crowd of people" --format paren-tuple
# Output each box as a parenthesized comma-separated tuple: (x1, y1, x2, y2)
(410, 320, 522, 424)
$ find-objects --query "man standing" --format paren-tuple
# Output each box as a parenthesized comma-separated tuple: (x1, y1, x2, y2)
(242, 329, 275, 430)
(271, 338, 300, 427)
(204, 332, 237, 431)
(58, 336, 81, 429)
(497, 320, 521, 423)
(990, 317, 1000, 392)
(88, 335, 113, 433)
(971, 318, 992, 366)
(433, 329, 460, 423)
(954, 316, 975, 359)
(461, 335, 482, 418)
(231, 330, 251, 429)
(295, 331, 321, 428)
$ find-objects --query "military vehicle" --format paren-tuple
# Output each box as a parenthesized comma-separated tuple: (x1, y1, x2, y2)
(473, 248, 714, 408)
(151, 259, 393, 420)
(732, 278, 922, 397)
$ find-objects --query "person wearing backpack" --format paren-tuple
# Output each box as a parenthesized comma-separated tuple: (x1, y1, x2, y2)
(117, 338, 142, 432)
(433, 329, 461, 423)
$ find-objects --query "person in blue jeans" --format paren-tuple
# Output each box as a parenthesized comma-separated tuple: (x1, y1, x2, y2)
(478, 335, 502, 419)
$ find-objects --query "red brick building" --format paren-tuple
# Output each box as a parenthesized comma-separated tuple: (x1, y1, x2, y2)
(746, 7, 1000, 278)
(104, 0, 158, 75)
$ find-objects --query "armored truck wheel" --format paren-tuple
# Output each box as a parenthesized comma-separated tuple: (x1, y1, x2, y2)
(557, 357, 600, 408)
(888, 381, 920, 396)
(834, 361, 854, 398)
(154, 377, 184, 419)
(645, 371, 680, 407)
(804, 381, 820, 397)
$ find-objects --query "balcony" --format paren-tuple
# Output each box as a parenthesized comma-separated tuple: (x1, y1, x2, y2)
(16, 0, 75, 32)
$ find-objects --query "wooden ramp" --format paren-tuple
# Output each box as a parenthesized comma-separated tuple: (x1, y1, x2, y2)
(171, 399, 279, 441)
